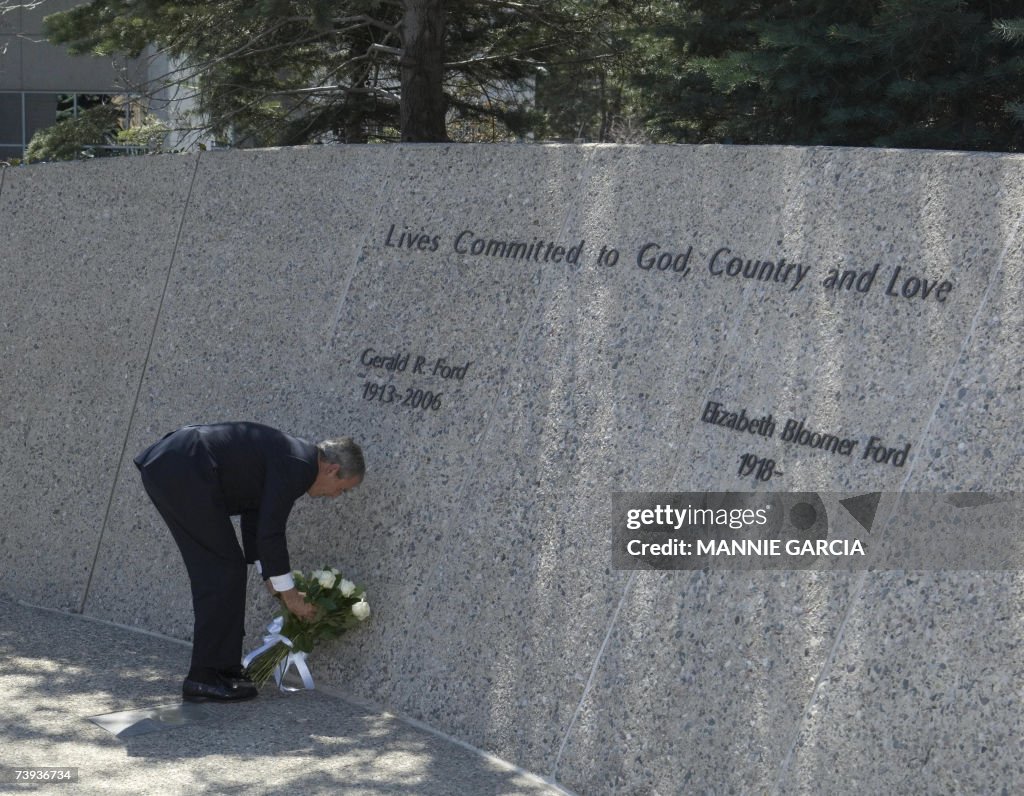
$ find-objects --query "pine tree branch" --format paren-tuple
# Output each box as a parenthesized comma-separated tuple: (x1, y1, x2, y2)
(994, 19, 1024, 44)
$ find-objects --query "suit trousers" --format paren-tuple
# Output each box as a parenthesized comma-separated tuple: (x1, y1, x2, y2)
(136, 439, 247, 672)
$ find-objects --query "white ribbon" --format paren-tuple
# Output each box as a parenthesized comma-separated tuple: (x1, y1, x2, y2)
(274, 650, 315, 692)
(242, 616, 289, 667)
(242, 616, 316, 692)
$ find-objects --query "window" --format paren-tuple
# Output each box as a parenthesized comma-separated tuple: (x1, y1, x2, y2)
(0, 92, 142, 160)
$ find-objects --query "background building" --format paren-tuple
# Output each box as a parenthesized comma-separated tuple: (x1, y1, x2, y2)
(0, 0, 151, 160)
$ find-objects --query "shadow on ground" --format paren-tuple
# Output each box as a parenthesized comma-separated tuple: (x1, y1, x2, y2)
(0, 600, 568, 795)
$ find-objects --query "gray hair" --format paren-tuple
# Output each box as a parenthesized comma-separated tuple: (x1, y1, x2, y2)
(317, 437, 365, 478)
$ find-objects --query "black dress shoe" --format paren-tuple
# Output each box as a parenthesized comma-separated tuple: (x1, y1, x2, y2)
(182, 676, 258, 703)
(218, 665, 255, 687)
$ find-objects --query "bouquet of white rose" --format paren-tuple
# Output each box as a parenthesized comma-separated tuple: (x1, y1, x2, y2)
(244, 566, 371, 690)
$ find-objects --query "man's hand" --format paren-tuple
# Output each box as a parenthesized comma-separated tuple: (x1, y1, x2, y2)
(278, 588, 318, 622)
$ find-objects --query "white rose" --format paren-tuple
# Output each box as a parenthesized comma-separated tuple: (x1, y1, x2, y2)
(317, 570, 336, 589)
(352, 599, 371, 621)
(338, 579, 356, 597)
(330, 567, 340, 576)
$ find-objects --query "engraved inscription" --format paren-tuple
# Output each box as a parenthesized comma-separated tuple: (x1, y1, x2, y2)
(702, 399, 913, 481)
(357, 347, 472, 414)
(380, 224, 957, 305)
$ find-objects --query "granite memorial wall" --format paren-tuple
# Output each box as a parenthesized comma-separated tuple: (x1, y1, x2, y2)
(1, 144, 1022, 794)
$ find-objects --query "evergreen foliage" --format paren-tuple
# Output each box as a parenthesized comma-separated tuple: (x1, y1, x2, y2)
(41, 0, 631, 146)
(25, 104, 124, 162)
(30, 1, 1024, 152)
(640, 1, 1024, 151)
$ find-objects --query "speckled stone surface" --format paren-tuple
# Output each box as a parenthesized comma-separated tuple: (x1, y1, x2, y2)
(775, 572, 1024, 795)
(81, 145, 400, 638)
(0, 155, 197, 611)
(554, 570, 858, 795)
(911, 231, 1024, 492)
(2, 144, 1022, 795)
(765, 196, 1024, 794)
(305, 145, 596, 762)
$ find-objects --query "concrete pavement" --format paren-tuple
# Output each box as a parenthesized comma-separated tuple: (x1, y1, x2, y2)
(0, 600, 571, 795)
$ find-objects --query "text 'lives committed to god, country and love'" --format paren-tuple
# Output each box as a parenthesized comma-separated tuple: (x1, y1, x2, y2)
(382, 223, 957, 306)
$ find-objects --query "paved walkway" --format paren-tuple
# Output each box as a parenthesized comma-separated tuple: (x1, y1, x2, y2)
(0, 600, 570, 795)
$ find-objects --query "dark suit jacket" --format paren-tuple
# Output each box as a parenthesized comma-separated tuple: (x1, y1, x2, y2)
(134, 422, 319, 578)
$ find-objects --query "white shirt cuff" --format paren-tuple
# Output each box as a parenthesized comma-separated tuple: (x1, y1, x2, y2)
(255, 560, 263, 576)
(269, 572, 295, 592)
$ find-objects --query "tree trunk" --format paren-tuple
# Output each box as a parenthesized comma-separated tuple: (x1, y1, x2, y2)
(400, 0, 449, 142)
